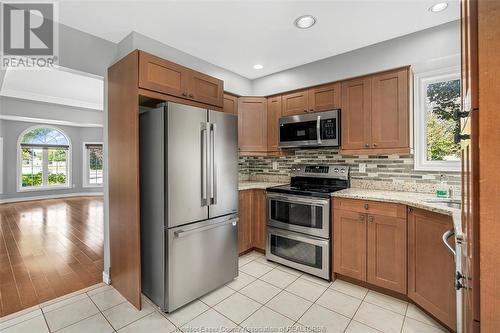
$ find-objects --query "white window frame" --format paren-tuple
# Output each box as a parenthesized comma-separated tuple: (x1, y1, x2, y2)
(82, 142, 104, 188)
(16, 125, 72, 192)
(414, 66, 461, 172)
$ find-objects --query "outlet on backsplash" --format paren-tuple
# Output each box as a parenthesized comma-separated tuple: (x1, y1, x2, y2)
(272, 161, 278, 170)
(359, 163, 366, 173)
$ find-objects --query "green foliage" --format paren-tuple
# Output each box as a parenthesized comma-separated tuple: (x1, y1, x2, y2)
(426, 79, 461, 161)
(48, 149, 67, 162)
(22, 172, 66, 187)
(89, 148, 103, 170)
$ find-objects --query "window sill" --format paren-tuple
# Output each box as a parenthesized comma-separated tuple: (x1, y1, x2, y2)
(17, 185, 72, 193)
(83, 184, 104, 189)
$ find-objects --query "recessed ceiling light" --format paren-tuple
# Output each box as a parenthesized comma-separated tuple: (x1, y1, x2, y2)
(294, 15, 316, 29)
(429, 2, 448, 12)
(253, 64, 263, 70)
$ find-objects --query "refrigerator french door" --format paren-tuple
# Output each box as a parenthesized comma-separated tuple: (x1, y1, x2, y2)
(140, 102, 238, 312)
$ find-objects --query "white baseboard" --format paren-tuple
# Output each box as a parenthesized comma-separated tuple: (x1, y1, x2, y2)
(102, 271, 111, 285)
(0, 192, 104, 204)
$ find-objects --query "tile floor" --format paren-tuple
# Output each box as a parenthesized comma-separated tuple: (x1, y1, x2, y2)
(0, 251, 450, 333)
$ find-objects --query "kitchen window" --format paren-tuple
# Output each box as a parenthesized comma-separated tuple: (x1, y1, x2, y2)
(83, 142, 103, 187)
(414, 67, 461, 171)
(17, 126, 71, 191)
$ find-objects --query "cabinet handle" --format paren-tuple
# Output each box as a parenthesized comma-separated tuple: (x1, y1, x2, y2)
(364, 203, 369, 210)
(359, 214, 365, 221)
(310, 108, 314, 112)
(182, 92, 187, 97)
(303, 109, 308, 113)
(408, 207, 413, 213)
(373, 143, 378, 147)
(365, 144, 369, 148)
(368, 216, 374, 223)
(189, 93, 194, 98)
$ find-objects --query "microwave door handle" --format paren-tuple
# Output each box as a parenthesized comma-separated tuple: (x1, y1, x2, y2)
(316, 116, 322, 144)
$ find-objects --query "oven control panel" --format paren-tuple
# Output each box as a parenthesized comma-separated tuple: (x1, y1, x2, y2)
(291, 164, 349, 179)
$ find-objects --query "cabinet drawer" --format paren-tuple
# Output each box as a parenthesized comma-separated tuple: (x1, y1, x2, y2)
(333, 198, 406, 218)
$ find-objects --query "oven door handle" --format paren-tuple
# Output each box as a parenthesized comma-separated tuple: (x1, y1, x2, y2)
(268, 227, 329, 246)
(267, 193, 329, 206)
(316, 115, 322, 145)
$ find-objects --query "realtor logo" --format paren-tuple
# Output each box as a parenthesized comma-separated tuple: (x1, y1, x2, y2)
(1, 1, 59, 69)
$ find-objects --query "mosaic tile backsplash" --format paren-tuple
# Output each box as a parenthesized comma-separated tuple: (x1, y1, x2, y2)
(239, 149, 461, 194)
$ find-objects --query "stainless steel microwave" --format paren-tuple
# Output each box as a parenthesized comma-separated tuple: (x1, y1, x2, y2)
(279, 110, 340, 148)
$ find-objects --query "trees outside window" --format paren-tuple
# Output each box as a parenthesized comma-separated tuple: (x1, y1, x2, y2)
(18, 126, 71, 190)
(83, 143, 103, 187)
(414, 67, 461, 171)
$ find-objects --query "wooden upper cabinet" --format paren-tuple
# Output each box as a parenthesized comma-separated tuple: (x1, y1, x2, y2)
(188, 70, 223, 107)
(333, 208, 367, 281)
(408, 208, 456, 331)
(371, 69, 409, 149)
(282, 90, 309, 116)
(367, 213, 407, 294)
(267, 96, 282, 152)
(309, 83, 341, 112)
(238, 97, 268, 152)
(341, 78, 372, 150)
(223, 94, 238, 114)
(138, 51, 223, 107)
(139, 51, 187, 98)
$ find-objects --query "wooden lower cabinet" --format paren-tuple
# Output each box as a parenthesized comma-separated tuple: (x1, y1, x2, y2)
(333, 198, 406, 293)
(238, 190, 253, 254)
(333, 209, 367, 281)
(408, 208, 456, 330)
(252, 190, 267, 251)
(367, 213, 407, 294)
(238, 189, 267, 254)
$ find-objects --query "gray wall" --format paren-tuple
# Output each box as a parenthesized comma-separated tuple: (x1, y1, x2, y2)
(0, 97, 104, 125)
(116, 32, 253, 96)
(251, 21, 460, 96)
(0, 119, 103, 200)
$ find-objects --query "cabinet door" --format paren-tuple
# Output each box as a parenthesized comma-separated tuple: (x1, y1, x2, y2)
(371, 69, 409, 149)
(267, 96, 282, 152)
(238, 97, 268, 152)
(282, 90, 309, 116)
(238, 190, 253, 254)
(308, 83, 341, 112)
(408, 208, 456, 330)
(341, 78, 372, 150)
(367, 214, 407, 293)
(223, 94, 238, 114)
(139, 51, 188, 98)
(189, 70, 224, 107)
(333, 209, 367, 281)
(252, 190, 267, 251)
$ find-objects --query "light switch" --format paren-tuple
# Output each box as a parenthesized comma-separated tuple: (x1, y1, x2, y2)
(272, 161, 278, 170)
(359, 163, 366, 173)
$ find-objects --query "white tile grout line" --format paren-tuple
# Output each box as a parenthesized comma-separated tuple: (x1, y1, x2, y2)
(4, 252, 445, 333)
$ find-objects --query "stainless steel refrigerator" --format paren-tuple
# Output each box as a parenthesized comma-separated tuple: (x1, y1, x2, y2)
(139, 102, 238, 312)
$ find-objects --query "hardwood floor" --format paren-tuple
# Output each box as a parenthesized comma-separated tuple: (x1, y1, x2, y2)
(0, 196, 104, 317)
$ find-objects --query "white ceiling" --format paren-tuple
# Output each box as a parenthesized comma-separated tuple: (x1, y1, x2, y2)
(0, 68, 104, 110)
(58, 0, 459, 79)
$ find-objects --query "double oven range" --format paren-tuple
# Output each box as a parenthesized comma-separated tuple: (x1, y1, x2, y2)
(266, 165, 349, 280)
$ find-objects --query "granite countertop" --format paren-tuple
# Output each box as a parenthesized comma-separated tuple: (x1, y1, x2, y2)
(332, 188, 462, 237)
(238, 181, 287, 191)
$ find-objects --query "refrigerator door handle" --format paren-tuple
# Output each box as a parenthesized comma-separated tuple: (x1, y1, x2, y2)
(209, 123, 217, 205)
(201, 122, 208, 206)
(174, 218, 237, 238)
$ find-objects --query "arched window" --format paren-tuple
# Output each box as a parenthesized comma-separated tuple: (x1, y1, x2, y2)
(18, 126, 71, 190)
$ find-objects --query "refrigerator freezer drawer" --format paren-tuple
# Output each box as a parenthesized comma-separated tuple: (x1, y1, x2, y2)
(166, 214, 238, 312)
